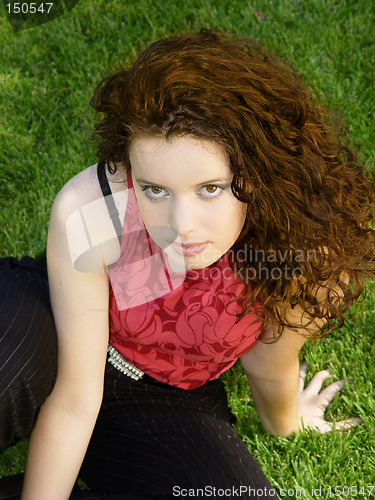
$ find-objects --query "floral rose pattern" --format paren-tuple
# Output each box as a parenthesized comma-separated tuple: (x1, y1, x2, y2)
(107, 172, 264, 390)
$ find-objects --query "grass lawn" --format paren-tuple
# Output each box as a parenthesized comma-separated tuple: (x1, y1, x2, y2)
(1, 0, 374, 497)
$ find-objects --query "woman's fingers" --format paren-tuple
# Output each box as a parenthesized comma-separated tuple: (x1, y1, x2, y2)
(300, 417, 362, 434)
(331, 418, 363, 432)
(298, 361, 363, 434)
(318, 380, 345, 406)
(299, 418, 332, 433)
(303, 369, 331, 396)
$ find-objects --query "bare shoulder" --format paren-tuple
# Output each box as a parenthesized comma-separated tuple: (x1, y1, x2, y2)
(52, 163, 127, 213)
(46, 164, 125, 398)
(49, 163, 128, 271)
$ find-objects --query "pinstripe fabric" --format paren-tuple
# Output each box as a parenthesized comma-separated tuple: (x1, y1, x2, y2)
(79, 363, 278, 499)
(0, 257, 57, 448)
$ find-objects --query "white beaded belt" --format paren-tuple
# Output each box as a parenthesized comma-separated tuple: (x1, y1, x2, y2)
(107, 345, 145, 380)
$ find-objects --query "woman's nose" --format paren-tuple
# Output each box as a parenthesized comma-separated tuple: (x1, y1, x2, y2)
(169, 197, 199, 237)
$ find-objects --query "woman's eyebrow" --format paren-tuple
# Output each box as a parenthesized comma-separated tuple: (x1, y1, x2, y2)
(135, 177, 232, 187)
(195, 178, 232, 186)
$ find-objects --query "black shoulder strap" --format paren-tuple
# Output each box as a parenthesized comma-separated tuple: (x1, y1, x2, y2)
(97, 160, 123, 244)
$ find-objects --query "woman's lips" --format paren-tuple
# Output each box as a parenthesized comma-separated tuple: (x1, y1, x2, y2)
(171, 241, 209, 257)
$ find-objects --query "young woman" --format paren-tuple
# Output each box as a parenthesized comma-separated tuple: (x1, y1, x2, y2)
(1, 30, 374, 499)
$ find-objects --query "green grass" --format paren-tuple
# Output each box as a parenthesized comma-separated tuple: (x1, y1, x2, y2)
(0, 0, 374, 497)
(223, 284, 375, 497)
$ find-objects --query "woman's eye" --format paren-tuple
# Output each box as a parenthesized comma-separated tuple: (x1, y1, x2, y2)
(142, 185, 169, 201)
(199, 184, 223, 199)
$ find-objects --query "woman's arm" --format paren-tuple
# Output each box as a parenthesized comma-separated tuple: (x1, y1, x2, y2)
(241, 283, 359, 437)
(240, 325, 305, 437)
(22, 167, 113, 499)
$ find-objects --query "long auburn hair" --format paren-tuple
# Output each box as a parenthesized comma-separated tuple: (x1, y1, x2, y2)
(90, 29, 375, 340)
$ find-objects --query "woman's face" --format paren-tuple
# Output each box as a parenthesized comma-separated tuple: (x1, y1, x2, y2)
(129, 135, 247, 270)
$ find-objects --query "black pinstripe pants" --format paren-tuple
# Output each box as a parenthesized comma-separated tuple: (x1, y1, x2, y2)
(0, 257, 57, 448)
(0, 258, 278, 499)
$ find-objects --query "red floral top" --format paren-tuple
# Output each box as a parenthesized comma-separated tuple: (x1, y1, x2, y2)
(107, 173, 263, 389)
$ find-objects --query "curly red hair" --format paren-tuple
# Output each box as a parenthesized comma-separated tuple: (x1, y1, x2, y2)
(90, 30, 375, 339)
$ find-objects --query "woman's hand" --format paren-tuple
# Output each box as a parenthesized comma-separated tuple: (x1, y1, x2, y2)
(297, 361, 362, 433)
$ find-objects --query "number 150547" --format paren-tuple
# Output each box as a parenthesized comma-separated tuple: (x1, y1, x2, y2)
(6, 3, 54, 14)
